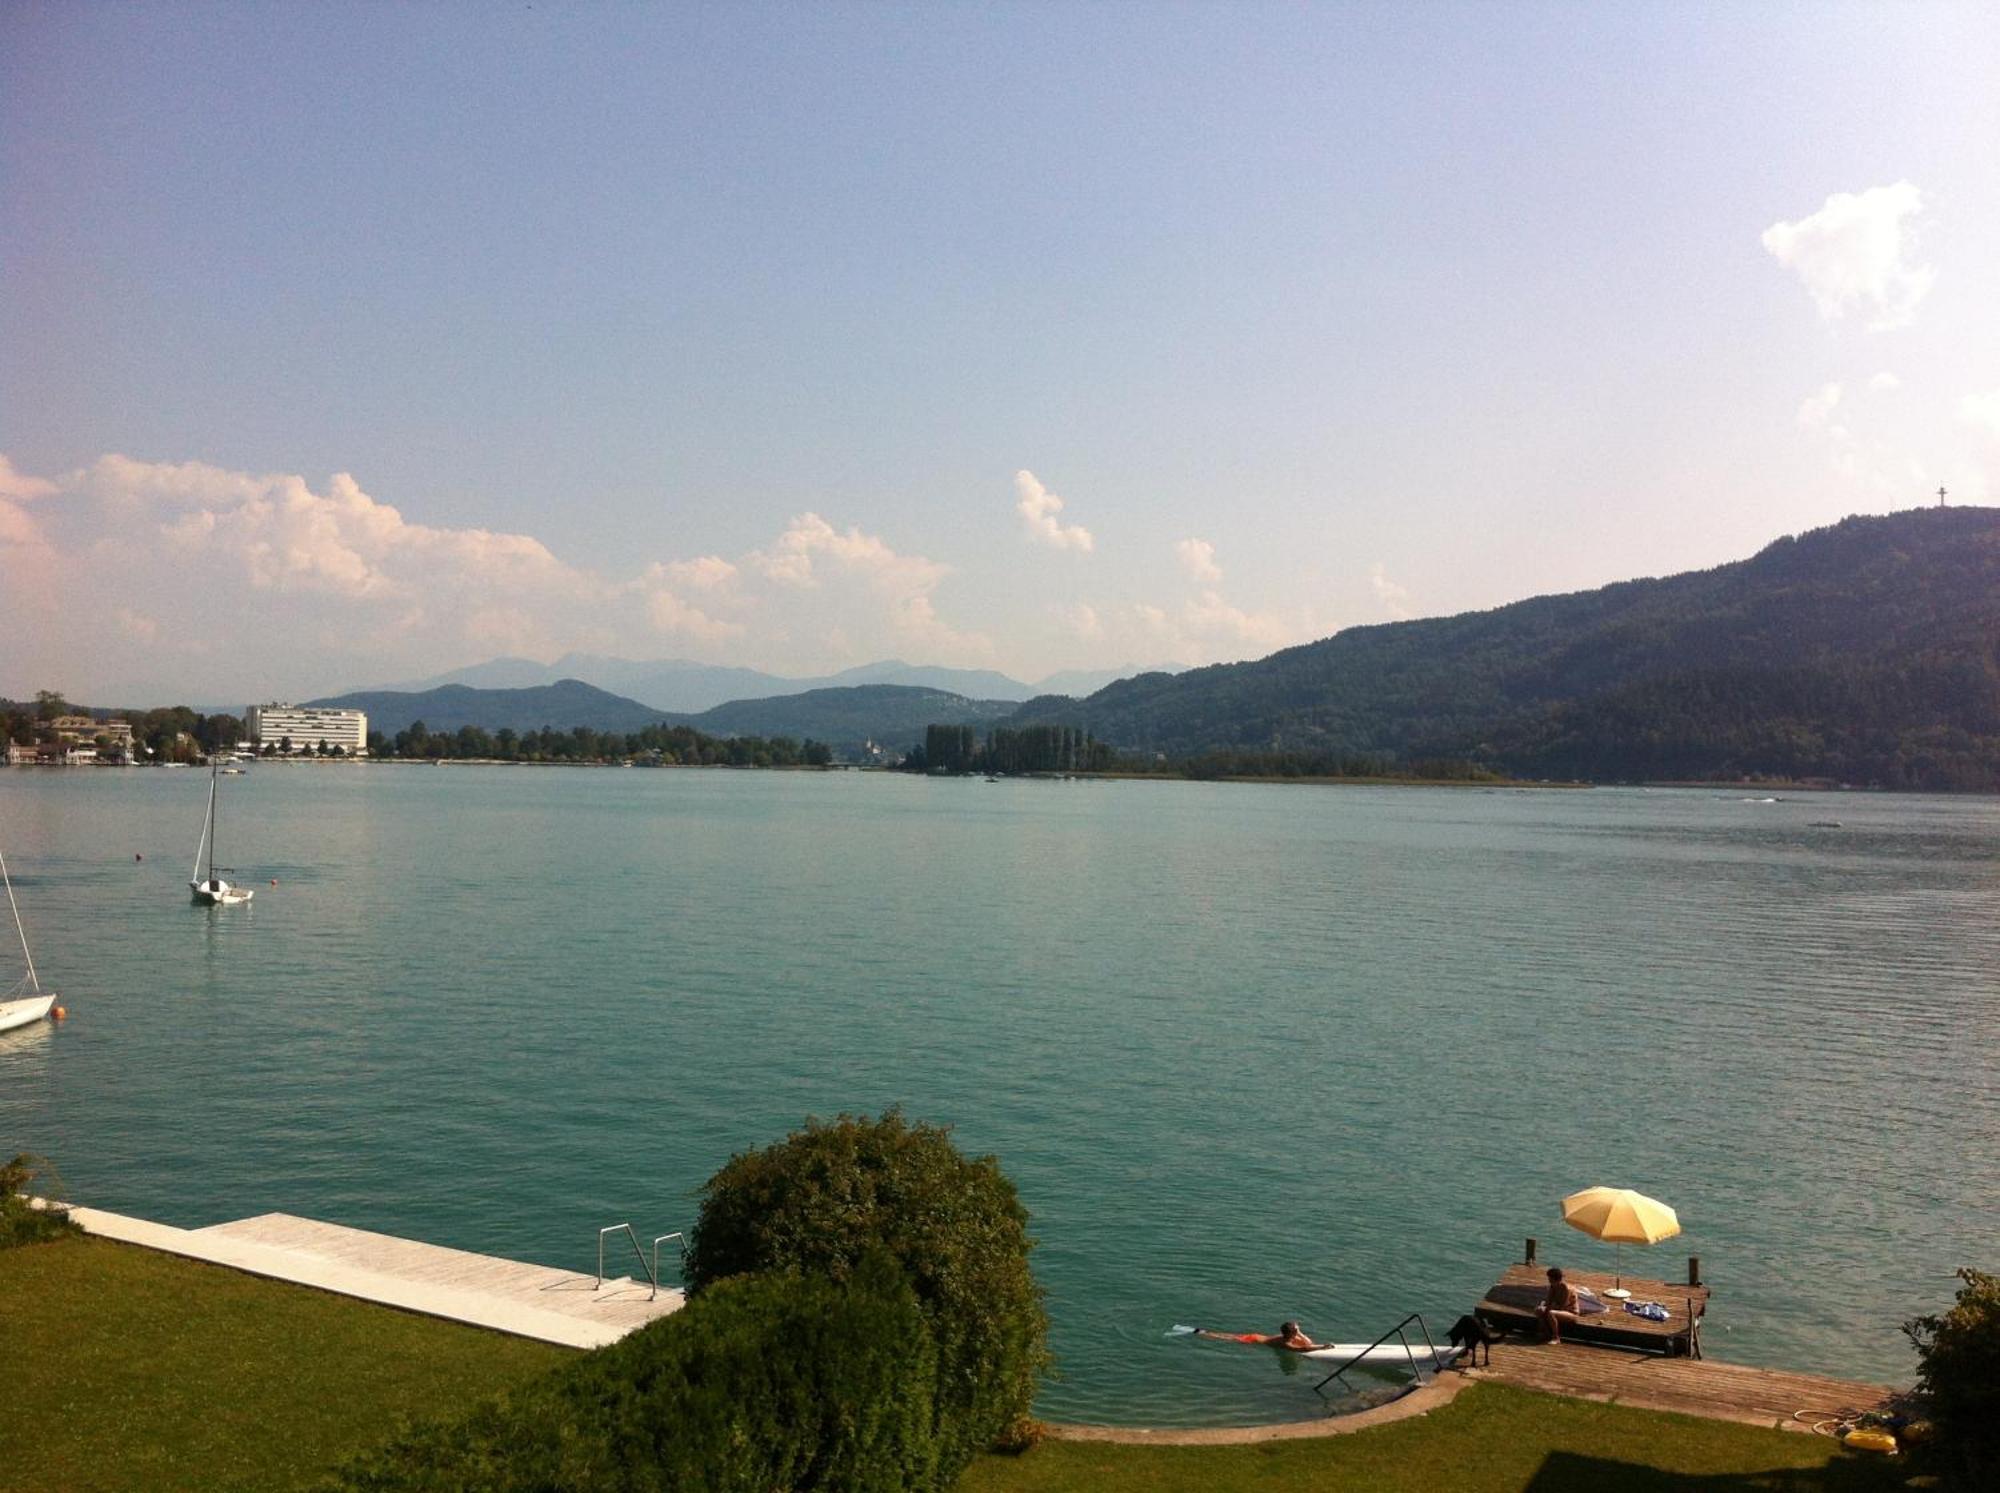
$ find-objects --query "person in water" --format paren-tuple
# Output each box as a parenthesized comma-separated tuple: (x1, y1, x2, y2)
(1197, 1321, 1324, 1351)
(1537, 1267, 1582, 1343)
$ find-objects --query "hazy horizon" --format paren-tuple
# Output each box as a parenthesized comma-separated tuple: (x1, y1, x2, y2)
(5, 2, 1998, 703)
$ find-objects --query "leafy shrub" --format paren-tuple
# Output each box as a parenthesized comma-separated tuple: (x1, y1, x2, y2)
(331, 1252, 935, 1492)
(685, 1108, 1049, 1480)
(1904, 1267, 2000, 1485)
(0, 1153, 79, 1249)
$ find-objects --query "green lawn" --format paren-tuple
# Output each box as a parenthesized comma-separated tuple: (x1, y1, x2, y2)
(2, 1236, 1909, 1493)
(1, 1234, 568, 1493)
(964, 1384, 1903, 1493)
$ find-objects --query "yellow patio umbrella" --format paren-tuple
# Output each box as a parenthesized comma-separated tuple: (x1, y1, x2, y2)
(1560, 1187, 1680, 1298)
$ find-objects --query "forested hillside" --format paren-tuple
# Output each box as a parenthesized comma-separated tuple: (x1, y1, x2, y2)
(308, 679, 667, 735)
(1011, 508, 2000, 790)
(682, 685, 1014, 752)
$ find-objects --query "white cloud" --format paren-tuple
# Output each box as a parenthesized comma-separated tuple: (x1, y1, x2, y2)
(1867, 371, 1902, 393)
(113, 608, 159, 642)
(752, 512, 949, 591)
(1014, 470, 1094, 552)
(629, 564, 741, 641)
(1174, 537, 1222, 583)
(1796, 382, 1843, 428)
(0, 452, 986, 698)
(1054, 602, 1103, 640)
(1761, 182, 1935, 330)
(0, 453, 58, 502)
(1959, 389, 2000, 441)
(1369, 562, 1415, 621)
(1182, 590, 1293, 650)
(1126, 592, 1301, 661)
(662, 555, 737, 590)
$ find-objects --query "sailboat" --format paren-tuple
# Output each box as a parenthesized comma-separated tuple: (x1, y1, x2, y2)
(189, 758, 255, 906)
(0, 847, 57, 1033)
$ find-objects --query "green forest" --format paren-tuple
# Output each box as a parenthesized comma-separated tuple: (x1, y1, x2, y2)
(1008, 507, 2000, 791)
(902, 723, 1114, 775)
(370, 720, 833, 766)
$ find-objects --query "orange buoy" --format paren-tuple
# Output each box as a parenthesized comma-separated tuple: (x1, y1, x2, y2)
(52, 1006, 66, 1021)
(270, 878, 278, 886)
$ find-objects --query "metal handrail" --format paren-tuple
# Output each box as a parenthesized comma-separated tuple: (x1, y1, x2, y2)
(1313, 1311, 1448, 1397)
(651, 1231, 687, 1301)
(596, 1223, 657, 1294)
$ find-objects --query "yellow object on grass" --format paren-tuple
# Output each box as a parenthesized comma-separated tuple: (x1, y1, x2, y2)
(1842, 1427, 1897, 1454)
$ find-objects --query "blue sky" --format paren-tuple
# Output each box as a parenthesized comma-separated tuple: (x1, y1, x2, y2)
(4, 2, 1997, 703)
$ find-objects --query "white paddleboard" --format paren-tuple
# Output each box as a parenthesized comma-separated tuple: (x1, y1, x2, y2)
(1301, 1342, 1464, 1371)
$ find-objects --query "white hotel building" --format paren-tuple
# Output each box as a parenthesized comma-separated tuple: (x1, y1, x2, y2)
(245, 704, 369, 756)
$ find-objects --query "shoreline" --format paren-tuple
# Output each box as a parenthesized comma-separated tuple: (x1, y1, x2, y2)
(33, 1198, 1904, 1443)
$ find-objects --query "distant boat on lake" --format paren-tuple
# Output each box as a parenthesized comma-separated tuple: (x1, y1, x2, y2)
(0, 847, 56, 1033)
(189, 760, 255, 906)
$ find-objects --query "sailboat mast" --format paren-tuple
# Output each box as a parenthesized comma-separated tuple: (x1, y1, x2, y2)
(0, 848, 40, 993)
(193, 765, 216, 883)
(210, 760, 219, 881)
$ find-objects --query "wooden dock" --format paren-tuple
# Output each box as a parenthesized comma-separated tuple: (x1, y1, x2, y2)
(1476, 1261, 1709, 1357)
(1467, 1241, 1900, 1432)
(1471, 1339, 1899, 1432)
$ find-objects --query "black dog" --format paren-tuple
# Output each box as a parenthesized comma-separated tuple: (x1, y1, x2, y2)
(1447, 1313, 1499, 1367)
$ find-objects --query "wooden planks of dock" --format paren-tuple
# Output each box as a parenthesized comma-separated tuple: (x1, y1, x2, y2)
(1471, 1339, 1899, 1432)
(1478, 1262, 1709, 1356)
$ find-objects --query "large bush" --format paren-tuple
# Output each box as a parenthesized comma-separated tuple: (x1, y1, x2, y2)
(332, 1251, 936, 1492)
(685, 1109, 1049, 1477)
(1905, 1267, 2000, 1486)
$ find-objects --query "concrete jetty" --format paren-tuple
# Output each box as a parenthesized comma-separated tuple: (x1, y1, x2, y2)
(60, 1203, 683, 1349)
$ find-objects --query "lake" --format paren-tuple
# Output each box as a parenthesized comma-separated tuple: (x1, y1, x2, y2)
(2, 765, 1995, 1426)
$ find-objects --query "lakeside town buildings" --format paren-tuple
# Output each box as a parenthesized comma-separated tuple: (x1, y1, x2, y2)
(245, 704, 368, 756)
(5, 713, 138, 765)
(5, 703, 369, 764)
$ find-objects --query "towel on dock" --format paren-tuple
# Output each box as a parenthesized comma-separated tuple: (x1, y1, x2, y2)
(1623, 1300, 1670, 1321)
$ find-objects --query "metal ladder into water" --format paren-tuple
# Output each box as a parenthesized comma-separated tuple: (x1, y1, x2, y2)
(595, 1222, 687, 1302)
(1314, 1311, 1453, 1397)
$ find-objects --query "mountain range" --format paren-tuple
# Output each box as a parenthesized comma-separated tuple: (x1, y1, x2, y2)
(307, 679, 1017, 756)
(358, 656, 1182, 714)
(317, 507, 2000, 789)
(1010, 506, 2000, 789)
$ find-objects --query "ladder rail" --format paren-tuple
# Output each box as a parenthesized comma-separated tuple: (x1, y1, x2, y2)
(596, 1223, 657, 1295)
(1313, 1311, 1448, 1397)
(651, 1231, 687, 1302)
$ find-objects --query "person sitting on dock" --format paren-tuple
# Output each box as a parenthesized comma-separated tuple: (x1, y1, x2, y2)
(1537, 1267, 1582, 1343)
(1197, 1320, 1324, 1351)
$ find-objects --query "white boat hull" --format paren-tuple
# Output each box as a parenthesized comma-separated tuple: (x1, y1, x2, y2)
(1302, 1342, 1464, 1372)
(0, 992, 55, 1033)
(190, 880, 254, 906)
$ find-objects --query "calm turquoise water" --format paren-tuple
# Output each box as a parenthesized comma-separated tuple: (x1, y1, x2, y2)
(2, 767, 1995, 1426)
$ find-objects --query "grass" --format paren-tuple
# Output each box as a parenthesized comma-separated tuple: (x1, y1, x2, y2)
(962, 1384, 1905, 1493)
(0, 1234, 568, 1493)
(2, 1235, 1910, 1493)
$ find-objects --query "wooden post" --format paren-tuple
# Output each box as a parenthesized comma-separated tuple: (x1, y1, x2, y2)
(1688, 1255, 1701, 1287)
(1525, 1237, 1537, 1266)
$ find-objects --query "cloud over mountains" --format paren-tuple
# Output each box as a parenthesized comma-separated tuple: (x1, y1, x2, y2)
(1761, 182, 1934, 331)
